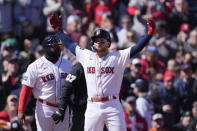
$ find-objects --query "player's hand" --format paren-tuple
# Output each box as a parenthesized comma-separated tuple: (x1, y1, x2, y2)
(51, 108, 65, 124)
(147, 19, 156, 36)
(18, 113, 25, 126)
(50, 13, 62, 31)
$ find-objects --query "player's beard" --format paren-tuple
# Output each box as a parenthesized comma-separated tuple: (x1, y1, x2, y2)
(45, 47, 61, 62)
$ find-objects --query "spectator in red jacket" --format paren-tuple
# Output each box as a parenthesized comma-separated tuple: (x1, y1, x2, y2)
(0, 94, 34, 130)
(0, 95, 18, 122)
(92, 0, 117, 26)
(124, 96, 148, 131)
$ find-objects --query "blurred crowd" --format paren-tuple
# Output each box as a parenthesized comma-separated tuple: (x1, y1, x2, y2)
(0, 0, 197, 131)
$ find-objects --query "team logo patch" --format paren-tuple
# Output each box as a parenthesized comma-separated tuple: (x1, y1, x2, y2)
(23, 75, 28, 81)
(96, 30, 100, 35)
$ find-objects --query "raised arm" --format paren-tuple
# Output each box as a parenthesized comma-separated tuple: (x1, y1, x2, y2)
(49, 13, 77, 55)
(130, 19, 156, 58)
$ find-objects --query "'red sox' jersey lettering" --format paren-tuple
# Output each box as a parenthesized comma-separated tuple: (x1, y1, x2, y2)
(87, 67, 114, 74)
(100, 67, 114, 74)
(41, 72, 68, 82)
(87, 67, 95, 73)
(41, 73, 55, 82)
(61, 72, 68, 79)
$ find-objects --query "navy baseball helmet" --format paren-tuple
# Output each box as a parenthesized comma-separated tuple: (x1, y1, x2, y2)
(42, 34, 62, 61)
(42, 34, 60, 47)
(91, 28, 111, 43)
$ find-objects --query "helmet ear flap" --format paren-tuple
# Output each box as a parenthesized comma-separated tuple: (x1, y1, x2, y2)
(89, 40, 95, 52)
(90, 40, 94, 46)
(107, 42, 111, 48)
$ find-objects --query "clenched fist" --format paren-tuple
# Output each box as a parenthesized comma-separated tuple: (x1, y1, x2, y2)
(51, 108, 65, 124)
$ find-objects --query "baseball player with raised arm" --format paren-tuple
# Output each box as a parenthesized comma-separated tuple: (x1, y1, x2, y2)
(17, 34, 72, 131)
(50, 13, 156, 131)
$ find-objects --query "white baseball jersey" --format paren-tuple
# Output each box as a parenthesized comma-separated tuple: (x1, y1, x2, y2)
(76, 46, 131, 97)
(22, 56, 72, 104)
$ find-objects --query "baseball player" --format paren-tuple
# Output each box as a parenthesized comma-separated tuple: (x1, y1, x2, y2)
(50, 13, 156, 131)
(17, 34, 72, 131)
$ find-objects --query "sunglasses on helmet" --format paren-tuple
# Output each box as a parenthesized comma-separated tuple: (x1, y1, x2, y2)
(51, 44, 63, 50)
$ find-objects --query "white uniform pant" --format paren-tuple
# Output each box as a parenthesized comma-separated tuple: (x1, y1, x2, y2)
(35, 101, 69, 131)
(84, 99, 126, 131)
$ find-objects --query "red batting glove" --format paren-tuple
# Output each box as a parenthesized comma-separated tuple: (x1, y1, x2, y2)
(50, 13, 62, 31)
(147, 19, 156, 36)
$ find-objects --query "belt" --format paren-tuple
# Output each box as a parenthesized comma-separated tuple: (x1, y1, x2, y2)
(89, 95, 117, 102)
(38, 99, 58, 107)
